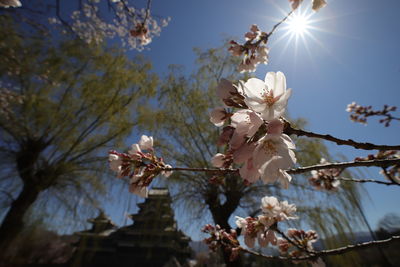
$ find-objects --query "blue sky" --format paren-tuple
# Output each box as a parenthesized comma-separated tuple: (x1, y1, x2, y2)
(127, 0, 400, 236)
(36, 0, 400, 239)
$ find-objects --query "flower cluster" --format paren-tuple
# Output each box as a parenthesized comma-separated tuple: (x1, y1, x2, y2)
(108, 135, 172, 197)
(354, 150, 399, 162)
(235, 196, 297, 248)
(289, 0, 327, 12)
(228, 1, 328, 72)
(346, 102, 398, 127)
(277, 228, 318, 257)
(355, 151, 400, 184)
(210, 72, 296, 188)
(0, 0, 21, 8)
(309, 158, 342, 191)
(49, 0, 170, 51)
(202, 224, 241, 261)
(228, 24, 269, 73)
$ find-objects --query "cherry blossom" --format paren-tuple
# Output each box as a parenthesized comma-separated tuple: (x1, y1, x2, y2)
(216, 79, 247, 108)
(210, 107, 231, 127)
(211, 153, 231, 168)
(253, 132, 296, 188)
(312, 0, 327, 12)
(49, 0, 170, 51)
(288, 0, 327, 12)
(229, 25, 270, 73)
(260, 196, 297, 222)
(243, 71, 292, 121)
(235, 216, 276, 248)
(0, 0, 21, 8)
(277, 228, 319, 259)
(108, 154, 123, 177)
(138, 134, 153, 150)
(161, 164, 173, 178)
(289, 0, 303, 10)
(202, 224, 240, 261)
(309, 158, 342, 191)
(235, 196, 297, 249)
(229, 110, 263, 149)
(108, 135, 172, 197)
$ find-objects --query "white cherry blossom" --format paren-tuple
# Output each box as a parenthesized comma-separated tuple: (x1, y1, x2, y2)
(211, 153, 226, 168)
(312, 0, 327, 12)
(210, 107, 229, 127)
(243, 71, 291, 121)
(139, 135, 153, 150)
(0, 0, 21, 8)
(253, 133, 296, 187)
(109, 154, 122, 175)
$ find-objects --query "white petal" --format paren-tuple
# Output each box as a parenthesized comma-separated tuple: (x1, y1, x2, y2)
(211, 153, 226, 168)
(244, 78, 266, 100)
(128, 143, 141, 155)
(139, 135, 153, 150)
(210, 107, 227, 127)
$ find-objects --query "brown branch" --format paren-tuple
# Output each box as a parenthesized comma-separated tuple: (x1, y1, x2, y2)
(165, 158, 400, 175)
(268, 10, 294, 37)
(168, 167, 237, 174)
(336, 176, 400, 186)
(287, 158, 400, 175)
(284, 121, 400, 151)
(240, 235, 400, 262)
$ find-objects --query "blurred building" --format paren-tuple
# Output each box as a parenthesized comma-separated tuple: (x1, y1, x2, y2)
(71, 188, 192, 267)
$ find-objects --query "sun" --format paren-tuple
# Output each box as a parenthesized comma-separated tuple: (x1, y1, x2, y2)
(286, 12, 311, 36)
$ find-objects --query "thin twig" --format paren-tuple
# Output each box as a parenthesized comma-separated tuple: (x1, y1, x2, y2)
(268, 10, 294, 37)
(336, 176, 400, 186)
(165, 158, 400, 175)
(287, 158, 400, 175)
(284, 121, 400, 151)
(240, 235, 400, 262)
(168, 167, 237, 173)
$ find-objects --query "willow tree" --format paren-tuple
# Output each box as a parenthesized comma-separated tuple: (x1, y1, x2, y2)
(0, 15, 157, 257)
(138, 46, 366, 265)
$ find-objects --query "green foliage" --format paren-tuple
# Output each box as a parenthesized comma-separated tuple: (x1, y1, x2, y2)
(0, 14, 157, 235)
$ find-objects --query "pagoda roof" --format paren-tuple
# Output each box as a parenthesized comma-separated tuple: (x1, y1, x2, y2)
(87, 210, 116, 226)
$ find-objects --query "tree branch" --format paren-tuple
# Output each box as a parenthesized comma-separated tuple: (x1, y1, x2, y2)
(240, 235, 400, 262)
(287, 158, 400, 175)
(165, 158, 400, 176)
(336, 176, 400, 186)
(284, 121, 400, 151)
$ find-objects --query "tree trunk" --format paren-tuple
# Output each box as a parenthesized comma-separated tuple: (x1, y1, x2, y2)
(0, 184, 41, 260)
(207, 190, 243, 267)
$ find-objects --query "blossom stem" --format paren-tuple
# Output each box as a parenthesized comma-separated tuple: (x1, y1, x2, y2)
(284, 121, 400, 150)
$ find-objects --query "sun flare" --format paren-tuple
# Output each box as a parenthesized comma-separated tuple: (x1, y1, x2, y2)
(286, 12, 311, 36)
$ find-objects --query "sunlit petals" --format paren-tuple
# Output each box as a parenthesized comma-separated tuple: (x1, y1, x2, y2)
(289, 0, 303, 10)
(210, 107, 230, 127)
(211, 153, 227, 168)
(243, 72, 291, 121)
(0, 0, 21, 8)
(312, 0, 327, 12)
(139, 135, 153, 150)
(239, 158, 260, 183)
